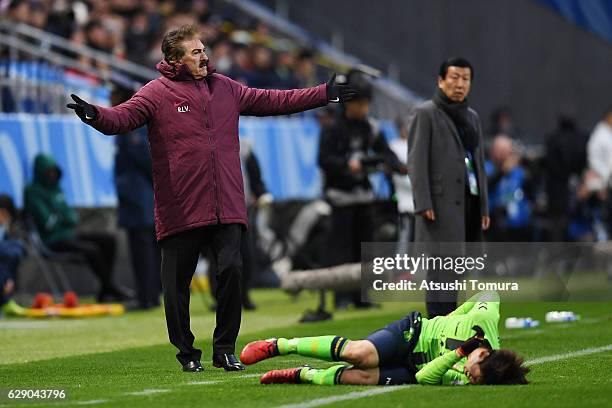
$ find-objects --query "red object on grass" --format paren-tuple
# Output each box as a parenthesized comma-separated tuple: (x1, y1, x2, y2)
(32, 293, 54, 309)
(63, 291, 79, 308)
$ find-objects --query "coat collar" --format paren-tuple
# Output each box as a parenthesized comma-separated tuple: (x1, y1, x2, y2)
(155, 59, 217, 81)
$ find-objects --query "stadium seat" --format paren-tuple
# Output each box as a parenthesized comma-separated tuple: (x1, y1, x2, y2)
(23, 215, 84, 298)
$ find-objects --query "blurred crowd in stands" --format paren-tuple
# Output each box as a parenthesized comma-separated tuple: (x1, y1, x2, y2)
(482, 106, 612, 243)
(1, 0, 327, 89)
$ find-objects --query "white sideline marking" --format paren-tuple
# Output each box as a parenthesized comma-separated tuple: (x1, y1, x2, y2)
(186, 380, 220, 385)
(274, 386, 413, 408)
(76, 400, 108, 405)
(126, 389, 170, 396)
(526, 344, 612, 365)
(183, 374, 260, 385)
(239, 373, 264, 378)
(272, 344, 612, 408)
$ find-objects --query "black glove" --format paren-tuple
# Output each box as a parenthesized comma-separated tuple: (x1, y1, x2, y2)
(456, 325, 486, 357)
(66, 94, 98, 122)
(326, 74, 358, 103)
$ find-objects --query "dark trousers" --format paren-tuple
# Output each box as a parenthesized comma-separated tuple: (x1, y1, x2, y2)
(159, 224, 242, 365)
(127, 227, 161, 308)
(208, 226, 254, 307)
(50, 232, 117, 294)
(328, 204, 374, 307)
(426, 191, 481, 318)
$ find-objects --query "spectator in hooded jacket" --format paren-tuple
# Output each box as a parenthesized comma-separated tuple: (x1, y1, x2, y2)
(24, 154, 131, 303)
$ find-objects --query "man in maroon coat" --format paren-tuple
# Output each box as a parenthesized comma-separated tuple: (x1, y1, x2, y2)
(67, 25, 356, 372)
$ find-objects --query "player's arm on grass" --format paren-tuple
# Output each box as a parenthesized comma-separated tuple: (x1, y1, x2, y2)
(416, 335, 485, 385)
(415, 350, 469, 385)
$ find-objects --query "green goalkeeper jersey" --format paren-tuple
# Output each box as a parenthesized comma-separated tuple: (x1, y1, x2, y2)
(413, 291, 501, 385)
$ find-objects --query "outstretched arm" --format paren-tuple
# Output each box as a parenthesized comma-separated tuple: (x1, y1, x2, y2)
(231, 74, 356, 117)
(67, 82, 159, 135)
(236, 83, 328, 116)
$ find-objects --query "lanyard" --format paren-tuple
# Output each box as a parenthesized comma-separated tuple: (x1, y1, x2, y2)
(465, 151, 479, 196)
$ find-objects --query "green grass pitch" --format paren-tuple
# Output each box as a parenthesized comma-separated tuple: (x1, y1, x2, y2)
(1, 290, 610, 407)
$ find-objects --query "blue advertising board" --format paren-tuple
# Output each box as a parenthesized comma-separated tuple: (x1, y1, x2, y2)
(0, 114, 397, 207)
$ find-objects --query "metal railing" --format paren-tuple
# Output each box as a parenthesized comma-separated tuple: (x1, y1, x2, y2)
(0, 19, 157, 113)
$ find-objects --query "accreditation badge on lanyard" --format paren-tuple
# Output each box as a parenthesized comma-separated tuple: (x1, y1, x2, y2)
(465, 151, 479, 196)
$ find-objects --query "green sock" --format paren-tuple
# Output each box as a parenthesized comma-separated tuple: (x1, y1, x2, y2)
(299, 365, 347, 385)
(1, 299, 26, 317)
(277, 336, 350, 361)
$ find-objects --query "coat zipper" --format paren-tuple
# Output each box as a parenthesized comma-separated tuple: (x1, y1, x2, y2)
(197, 80, 221, 223)
(211, 151, 221, 223)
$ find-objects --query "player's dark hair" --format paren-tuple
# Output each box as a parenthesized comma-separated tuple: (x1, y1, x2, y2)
(439, 57, 474, 80)
(479, 349, 530, 385)
(161, 24, 201, 63)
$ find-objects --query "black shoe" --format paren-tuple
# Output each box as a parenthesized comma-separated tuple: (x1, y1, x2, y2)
(242, 299, 257, 311)
(212, 353, 245, 371)
(354, 300, 380, 309)
(110, 285, 135, 301)
(97, 286, 134, 303)
(182, 360, 204, 372)
(123, 299, 158, 311)
(299, 308, 333, 323)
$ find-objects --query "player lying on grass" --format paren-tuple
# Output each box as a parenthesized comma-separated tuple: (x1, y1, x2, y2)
(240, 291, 529, 385)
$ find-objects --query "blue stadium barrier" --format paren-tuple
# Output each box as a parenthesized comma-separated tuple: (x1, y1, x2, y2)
(0, 60, 110, 113)
(0, 114, 398, 208)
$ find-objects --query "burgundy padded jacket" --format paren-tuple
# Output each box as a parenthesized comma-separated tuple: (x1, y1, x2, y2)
(91, 60, 328, 240)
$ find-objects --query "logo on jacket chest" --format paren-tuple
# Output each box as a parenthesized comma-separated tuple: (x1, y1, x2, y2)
(177, 105, 190, 113)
